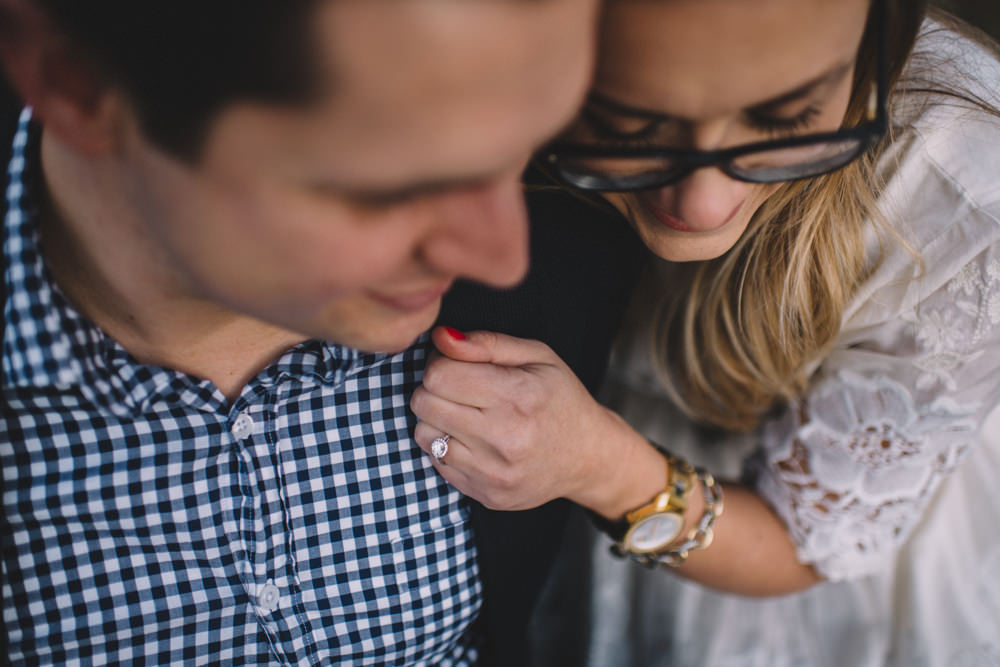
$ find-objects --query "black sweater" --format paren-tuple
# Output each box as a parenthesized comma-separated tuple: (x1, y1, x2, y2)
(438, 185, 645, 665)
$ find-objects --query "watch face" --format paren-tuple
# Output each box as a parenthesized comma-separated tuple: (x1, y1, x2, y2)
(627, 513, 683, 553)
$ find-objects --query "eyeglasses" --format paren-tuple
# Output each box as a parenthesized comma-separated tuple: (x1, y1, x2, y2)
(541, 0, 888, 193)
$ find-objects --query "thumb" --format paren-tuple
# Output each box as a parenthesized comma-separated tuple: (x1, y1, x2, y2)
(431, 326, 556, 368)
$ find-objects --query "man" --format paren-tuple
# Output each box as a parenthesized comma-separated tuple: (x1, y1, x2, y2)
(0, 1, 643, 664)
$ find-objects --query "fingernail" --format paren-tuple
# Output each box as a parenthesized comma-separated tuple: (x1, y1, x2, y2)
(443, 327, 466, 341)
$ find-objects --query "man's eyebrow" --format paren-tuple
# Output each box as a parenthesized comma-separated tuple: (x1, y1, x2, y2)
(590, 61, 855, 120)
(315, 172, 503, 206)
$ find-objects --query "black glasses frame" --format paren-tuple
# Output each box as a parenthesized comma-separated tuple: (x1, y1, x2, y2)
(542, 0, 888, 192)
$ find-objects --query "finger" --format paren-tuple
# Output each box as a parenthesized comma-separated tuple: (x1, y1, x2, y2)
(431, 326, 558, 368)
(423, 443, 533, 512)
(413, 423, 536, 511)
(426, 453, 478, 499)
(412, 423, 478, 471)
(421, 354, 524, 408)
(417, 436, 510, 509)
(412, 421, 463, 457)
(411, 386, 491, 443)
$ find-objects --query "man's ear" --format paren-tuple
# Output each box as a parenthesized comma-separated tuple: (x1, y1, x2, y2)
(0, 0, 122, 155)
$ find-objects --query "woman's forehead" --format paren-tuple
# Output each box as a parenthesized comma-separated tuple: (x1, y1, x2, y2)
(596, 0, 869, 118)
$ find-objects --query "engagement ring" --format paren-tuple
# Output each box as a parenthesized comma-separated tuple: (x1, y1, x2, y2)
(431, 434, 451, 463)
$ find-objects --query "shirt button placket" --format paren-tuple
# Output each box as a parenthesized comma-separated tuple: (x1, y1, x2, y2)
(229, 408, 260, 622)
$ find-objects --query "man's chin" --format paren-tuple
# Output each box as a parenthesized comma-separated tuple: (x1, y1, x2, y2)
(338, 301, 441, 354)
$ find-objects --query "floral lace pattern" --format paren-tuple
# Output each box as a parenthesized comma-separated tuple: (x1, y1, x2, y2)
(908, 257, 1000, 391)
(752, 249, 999, 580)
(752, 372, 977, 579)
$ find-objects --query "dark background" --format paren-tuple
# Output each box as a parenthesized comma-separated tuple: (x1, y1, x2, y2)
(938, 0, 1000, 39)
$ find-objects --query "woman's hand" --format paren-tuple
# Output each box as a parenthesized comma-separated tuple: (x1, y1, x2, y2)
(410, 326, 666, 517)
(412, 327, 822, 594)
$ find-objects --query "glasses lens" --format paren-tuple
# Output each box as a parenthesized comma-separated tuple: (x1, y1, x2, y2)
(554, 155, 687, 191)
(728, 137, 866, 182)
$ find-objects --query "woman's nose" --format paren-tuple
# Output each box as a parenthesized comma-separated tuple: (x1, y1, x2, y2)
(651, 167, 749, 232)
(662, 119, 752, 230)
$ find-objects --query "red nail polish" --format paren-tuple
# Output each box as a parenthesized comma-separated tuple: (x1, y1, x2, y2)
(443, 326, 466, 341)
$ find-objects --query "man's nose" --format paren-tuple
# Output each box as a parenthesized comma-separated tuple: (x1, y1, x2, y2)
(425, 174, 530, 288)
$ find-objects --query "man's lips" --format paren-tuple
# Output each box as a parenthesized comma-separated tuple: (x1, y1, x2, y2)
(368, 281, 454, 312)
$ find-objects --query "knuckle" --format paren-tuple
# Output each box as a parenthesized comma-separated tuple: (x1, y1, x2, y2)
(482, 489, 513, 512)
(502, 432, 530, 465)
(421, 362, 446, 393)
(483, 466, 508, 493)
(493, 467, 520, 494)
(480, 495, 502, 511)
(509, 376, 546, 414)
(525, 387, 548, 412)
(409, 387, 428, 415)
(477, 330, 500, 350)
(412, 421, 432, 445)
(528, 338, 556, 359)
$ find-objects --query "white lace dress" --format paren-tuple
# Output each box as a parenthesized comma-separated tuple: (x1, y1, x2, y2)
(569, 23, 1000, 667)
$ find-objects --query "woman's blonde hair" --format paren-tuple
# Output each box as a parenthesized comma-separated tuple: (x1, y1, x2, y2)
(649, 0, 938, 431)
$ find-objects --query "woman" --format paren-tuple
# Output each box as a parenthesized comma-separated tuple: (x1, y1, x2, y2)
(412, 0, 1000, 663)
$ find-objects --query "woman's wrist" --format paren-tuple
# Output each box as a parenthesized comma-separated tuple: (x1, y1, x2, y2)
(569, 409, 669, 520)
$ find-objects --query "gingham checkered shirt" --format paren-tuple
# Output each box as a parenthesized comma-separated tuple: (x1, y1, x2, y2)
(1, 110, 482, 665)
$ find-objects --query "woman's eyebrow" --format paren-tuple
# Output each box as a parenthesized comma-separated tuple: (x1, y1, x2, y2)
(589, 60, 856, 121)
(749, 61, 854, 112)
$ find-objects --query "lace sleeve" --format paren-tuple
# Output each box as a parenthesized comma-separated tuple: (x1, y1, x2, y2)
(747, 243, 1000, 581)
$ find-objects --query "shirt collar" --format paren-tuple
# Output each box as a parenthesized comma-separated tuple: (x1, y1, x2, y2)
(3, 108, 91, 390)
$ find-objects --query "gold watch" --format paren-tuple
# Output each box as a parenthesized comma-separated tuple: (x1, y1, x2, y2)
(620, 453, 695, 555)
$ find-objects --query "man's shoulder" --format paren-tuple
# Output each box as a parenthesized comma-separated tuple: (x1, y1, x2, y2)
(2, 79, 23, 386)
(1, 76, 20, 163)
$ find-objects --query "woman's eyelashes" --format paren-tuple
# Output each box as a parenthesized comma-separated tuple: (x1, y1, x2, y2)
(567, 102, 827, 148)
(744, 105, 824, 137)
(573, 110, 688, 148)
(580, 108, 665, 143)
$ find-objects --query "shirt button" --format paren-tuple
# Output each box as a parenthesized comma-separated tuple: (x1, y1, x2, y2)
(231, 412, 254, 440)
(258, 582, 280, 612)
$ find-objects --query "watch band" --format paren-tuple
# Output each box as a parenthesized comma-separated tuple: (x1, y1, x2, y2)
(619, 452, 693, 554)
(594, 442, 724, 568)
(588, 443, 725, 568)
(612, 466, 724, 568)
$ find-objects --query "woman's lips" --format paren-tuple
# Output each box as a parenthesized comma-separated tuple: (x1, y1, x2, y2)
(368, 281, 453, 312)
(637, 194, 743, 233)
(645, 204, 696, 232)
